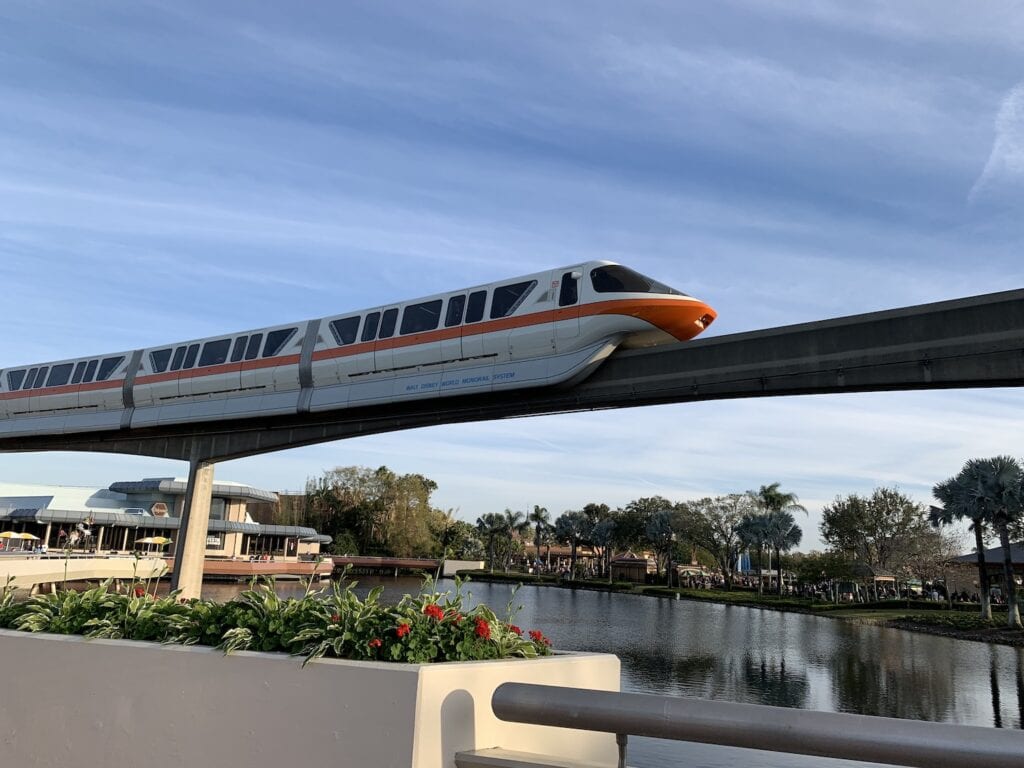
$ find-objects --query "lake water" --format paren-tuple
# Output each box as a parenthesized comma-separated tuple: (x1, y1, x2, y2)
(201, 577, 1024, 767)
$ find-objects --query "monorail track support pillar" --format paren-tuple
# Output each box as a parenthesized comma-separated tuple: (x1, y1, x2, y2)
(169, 454, 216, 601)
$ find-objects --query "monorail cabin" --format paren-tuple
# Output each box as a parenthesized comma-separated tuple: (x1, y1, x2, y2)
(0, 262, 716, 437)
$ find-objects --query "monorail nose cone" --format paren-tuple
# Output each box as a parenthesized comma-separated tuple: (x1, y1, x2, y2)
(632, 300, 716, 342)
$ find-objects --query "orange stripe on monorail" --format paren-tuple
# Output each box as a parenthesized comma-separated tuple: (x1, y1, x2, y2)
(0, 378, 122, 401)
(1, 298, 714, 401)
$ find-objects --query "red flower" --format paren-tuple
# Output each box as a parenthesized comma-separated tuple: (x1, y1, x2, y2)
(474, 618, 491, 640)
(368, 638, 382, 649)
(423, 603, 444, 621)
(331, 614, 340, 624)
(396, 623, 411, 638)
(508, 624, 522, 636)
(529, 630, 551, 646)
(133, 586, 146, 598)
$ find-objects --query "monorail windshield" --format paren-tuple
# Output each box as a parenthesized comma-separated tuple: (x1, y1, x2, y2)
(590, 265, 686, 296)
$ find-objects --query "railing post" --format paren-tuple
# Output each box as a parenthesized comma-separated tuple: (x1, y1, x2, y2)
(615, 733, 627, 768)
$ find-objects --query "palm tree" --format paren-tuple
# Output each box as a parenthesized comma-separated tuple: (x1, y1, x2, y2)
(737, 513, 770, 595)
(475, 512, 506, 573)
(591, 518, 617, 582)
(502, 509, 530, 570)
(971, 456, 1023, 628)
(755, 484, 807, 593)
(765, 510, 802, 595)
(932, 473, 992, 620)
(756, 483, 807, 517)
(554, 511, 591, 578)
(645, 510, 677, 586)
(528, 505, 551, 570)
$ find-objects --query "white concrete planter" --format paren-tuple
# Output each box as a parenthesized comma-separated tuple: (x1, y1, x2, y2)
(0, 629, 619, 768)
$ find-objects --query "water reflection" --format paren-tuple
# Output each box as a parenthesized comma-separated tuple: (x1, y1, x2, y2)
(197, 576, 1024, 765)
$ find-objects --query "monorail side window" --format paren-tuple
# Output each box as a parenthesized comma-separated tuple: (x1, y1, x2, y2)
(71, 361, 87, 384)
(445, 295, 466, 327)
(46, 363, 74, 387)
(559, 272, 579, 306)
(170, 347, 186, 371)
(490, 280, 537, 319)
(400, 300, 443, 335)
(590, 265, 684, 296)
(6, 370, 25, 391)
(329, 317, 361, 345)
(82, 360, 98, 383)
(150, 349, 172, 373)
(97, 356, 125, 381)
(244, 334, 263, 361)
(262, 328, 297, 358)
(199, 339, 232, 367)
(22, 368, 38, 389)
(182, 345, 200, 369)
(379, 309, 398, 339)
(361, 312, 381, 342)
(230, 336, 248, 363)
(33, 367, 49, 388)
(466, 290, 487, 323)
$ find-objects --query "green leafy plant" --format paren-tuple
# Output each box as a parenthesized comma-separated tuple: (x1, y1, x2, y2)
(0, 573, 553, 665)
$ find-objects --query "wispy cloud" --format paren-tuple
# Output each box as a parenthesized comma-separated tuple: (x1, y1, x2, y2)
(969, 81, 1024, 203)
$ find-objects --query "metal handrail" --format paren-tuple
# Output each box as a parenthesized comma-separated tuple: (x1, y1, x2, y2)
(492, 683, 1024, 768)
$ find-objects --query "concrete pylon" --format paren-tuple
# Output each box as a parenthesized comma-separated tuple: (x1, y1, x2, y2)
(169, 457, 215, 600)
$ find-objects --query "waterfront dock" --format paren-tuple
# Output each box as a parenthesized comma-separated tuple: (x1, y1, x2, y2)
(332, 555, 441, 576)
(162, 556, 334, 582)
(0, 553, 167, 592)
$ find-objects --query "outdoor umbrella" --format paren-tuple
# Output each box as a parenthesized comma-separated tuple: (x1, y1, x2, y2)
(136, 536, 172, 554)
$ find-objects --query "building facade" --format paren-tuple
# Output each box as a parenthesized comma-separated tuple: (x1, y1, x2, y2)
(0, 478, 329, 561)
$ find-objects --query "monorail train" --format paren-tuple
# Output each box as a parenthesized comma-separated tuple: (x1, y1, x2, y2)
(0, 262, 715, 438)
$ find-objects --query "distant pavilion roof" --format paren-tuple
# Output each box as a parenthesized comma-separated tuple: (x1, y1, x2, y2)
(952, 545, 1024, 565)
(108, 478, 278, 504)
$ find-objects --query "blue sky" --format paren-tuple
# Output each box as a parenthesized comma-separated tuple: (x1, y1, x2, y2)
(2, 1, 1023, 551)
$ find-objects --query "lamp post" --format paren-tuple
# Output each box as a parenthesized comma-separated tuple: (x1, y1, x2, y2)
(667, 531, 677, 588)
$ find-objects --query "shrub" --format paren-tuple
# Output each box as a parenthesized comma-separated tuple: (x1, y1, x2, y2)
(0, 575, 552, 664)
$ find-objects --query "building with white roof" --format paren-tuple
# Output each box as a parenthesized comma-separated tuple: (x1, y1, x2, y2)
(0, 478, 329, 560)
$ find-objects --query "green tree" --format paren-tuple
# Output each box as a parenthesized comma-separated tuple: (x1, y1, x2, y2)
(476, 512, 507, 573)
(901, 524, 964, 608)
(754, 484, 807, 594)
(591, 518, 617, 581)
(440, 520, 484, 560)
(820, 488, 927, 573)
(554, 510, 591, 578)
(502, 509, 530, 570)
(612, 497, 671, 553)
(528, 505, 551, 568)
(689, 493, 757, 587)
(790, 550, 855, 588)
(971, 456, 1023, 628)
(645, 509, 678, 585)
(581, 503, 611, 527)
(765, 510, 802, 595)
(736, 513, 771, 595)
(932, 472, 993, 620)
(756, 483, 807, 519)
